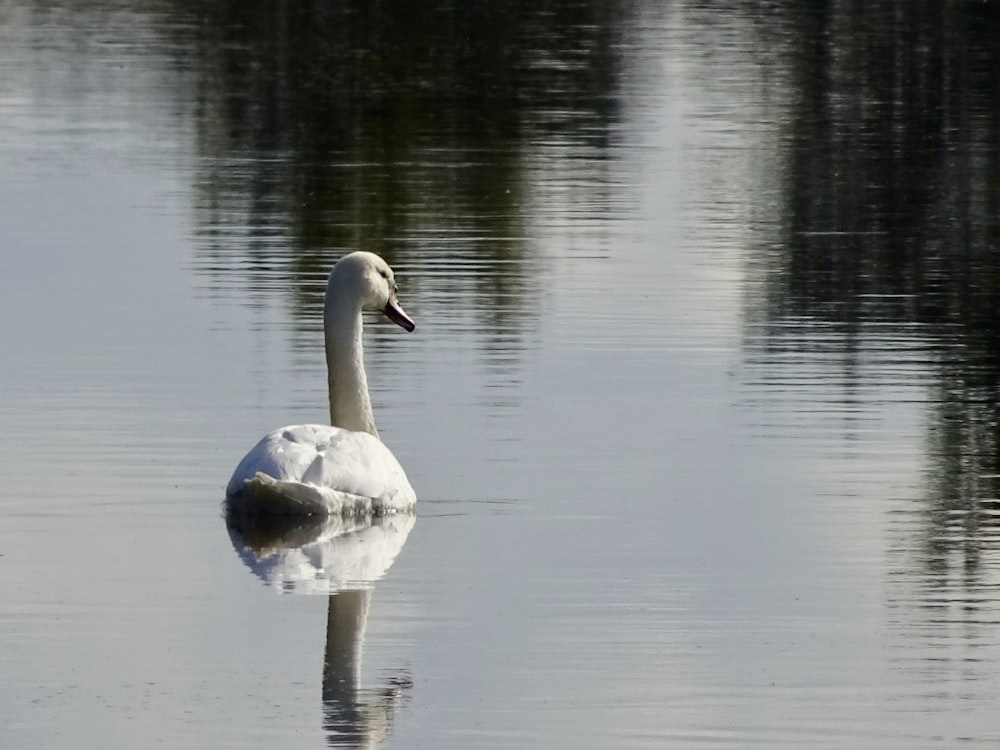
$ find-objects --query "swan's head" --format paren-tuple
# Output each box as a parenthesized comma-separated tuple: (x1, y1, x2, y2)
(332, 251, 415, 332)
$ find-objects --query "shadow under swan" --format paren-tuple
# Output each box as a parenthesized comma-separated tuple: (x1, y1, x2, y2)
(225, 506, 416, 748)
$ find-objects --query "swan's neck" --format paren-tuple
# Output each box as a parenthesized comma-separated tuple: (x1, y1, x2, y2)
(325, 295, 379, 437)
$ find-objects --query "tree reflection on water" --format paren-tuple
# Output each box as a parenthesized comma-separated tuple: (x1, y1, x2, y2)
(746, 1, 1000, 607)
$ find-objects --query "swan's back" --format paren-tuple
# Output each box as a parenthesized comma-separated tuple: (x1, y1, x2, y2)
(227, 425, 416, 515)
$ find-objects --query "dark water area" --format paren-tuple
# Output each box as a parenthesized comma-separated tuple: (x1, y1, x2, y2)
(742, 1, 1000, 602)
(3, 1, 1000, 747)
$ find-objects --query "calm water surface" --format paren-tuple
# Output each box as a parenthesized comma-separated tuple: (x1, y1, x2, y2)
(3, 1, 1000, 747)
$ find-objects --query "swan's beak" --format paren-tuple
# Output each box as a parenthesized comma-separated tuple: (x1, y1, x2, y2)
(384, 293, 416, 332)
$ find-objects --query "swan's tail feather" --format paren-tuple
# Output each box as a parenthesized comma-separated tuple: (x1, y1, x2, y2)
(227, 472, 371, 517)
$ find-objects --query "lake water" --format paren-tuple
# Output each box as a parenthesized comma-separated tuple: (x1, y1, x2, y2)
(3, 1, 1000, 747)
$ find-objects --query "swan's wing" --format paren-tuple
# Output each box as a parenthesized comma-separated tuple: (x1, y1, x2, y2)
(227, 424, 414, 507)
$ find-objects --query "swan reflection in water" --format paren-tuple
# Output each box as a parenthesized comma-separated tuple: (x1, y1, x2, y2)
(225, 506, 416, 748)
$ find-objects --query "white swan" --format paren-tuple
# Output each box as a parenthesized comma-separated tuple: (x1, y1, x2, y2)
(226, 251, 417, 516)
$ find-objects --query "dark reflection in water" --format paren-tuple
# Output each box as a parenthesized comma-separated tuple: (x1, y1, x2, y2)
(741, 0, 1000, 637)
(180, 0, 627, 351)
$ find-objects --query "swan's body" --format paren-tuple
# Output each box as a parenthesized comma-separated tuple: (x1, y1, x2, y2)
(226, 252, 416, 516)
(227, 425, 415, 515)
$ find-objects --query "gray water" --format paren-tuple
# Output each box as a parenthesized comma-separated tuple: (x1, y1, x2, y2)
(3, 1, 1000, 747)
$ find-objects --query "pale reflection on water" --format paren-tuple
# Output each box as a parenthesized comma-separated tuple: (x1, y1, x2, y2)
(2, 0, 1000, 748)
(226, 511, 415, 748)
